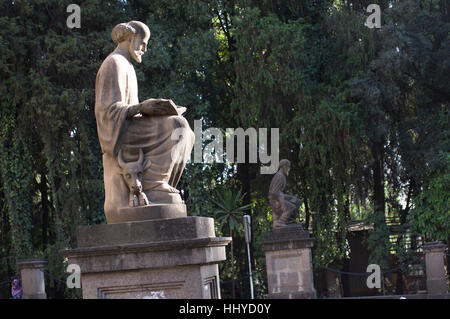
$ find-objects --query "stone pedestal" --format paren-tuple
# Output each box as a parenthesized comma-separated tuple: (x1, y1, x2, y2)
(262, 225, 316, 299)
(17, 259, 47, 299)
(116, 203, 186, 223)
(61, 216, 231, 299)
(423, 241, 448, 295)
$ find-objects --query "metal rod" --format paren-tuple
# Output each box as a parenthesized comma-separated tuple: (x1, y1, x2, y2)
(246, 240, 254, 299)
(243, 215, 254, 299)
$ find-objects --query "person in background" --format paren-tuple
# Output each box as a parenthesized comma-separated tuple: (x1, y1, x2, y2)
(11, 279, 22, 299)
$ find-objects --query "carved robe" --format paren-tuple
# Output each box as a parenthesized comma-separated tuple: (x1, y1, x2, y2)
(95, 51, 194, 223)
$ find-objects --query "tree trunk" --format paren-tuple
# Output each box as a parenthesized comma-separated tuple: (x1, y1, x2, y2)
(304, 197, 310, 230)
(372, 141, 385, 228)
(371, 140, 390, 266)
(39, 172, 49, 247)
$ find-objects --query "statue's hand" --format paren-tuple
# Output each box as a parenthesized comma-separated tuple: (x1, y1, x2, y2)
(140, 98, 179, 116)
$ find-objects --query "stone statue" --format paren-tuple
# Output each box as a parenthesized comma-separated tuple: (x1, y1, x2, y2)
(95, 21, 195, 223)
(268, 159, 302, 229)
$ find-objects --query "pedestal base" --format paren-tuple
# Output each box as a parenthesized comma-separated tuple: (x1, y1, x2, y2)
(115, 204, 187, 224)
(109, 191, 187, 224)
(17, 259, 47, 299)
(262, 224, 316, 299)
(423, 242, 448, 295)
(61, 216, 231, 299)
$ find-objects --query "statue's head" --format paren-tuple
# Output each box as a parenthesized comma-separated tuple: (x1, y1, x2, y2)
(111, 21, 150, 63)
(279, 159, 291, 176)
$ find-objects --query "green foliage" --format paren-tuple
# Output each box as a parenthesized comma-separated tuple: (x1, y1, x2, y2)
(409, 153, 450, 241)
(212, 188, 253, 232)
(349, 0, 450, 267)
(0, 136, 34, 258)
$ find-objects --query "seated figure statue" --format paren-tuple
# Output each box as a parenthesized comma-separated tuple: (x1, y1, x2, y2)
(268, 159, 302, 229)
(95, 21, 195, 223)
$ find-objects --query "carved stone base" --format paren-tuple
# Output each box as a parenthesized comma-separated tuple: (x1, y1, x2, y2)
(262, 225, 316, 299)
(115, 204, 187, 224)
(146, 190, 184, 204)
(61, 216, 231, 299)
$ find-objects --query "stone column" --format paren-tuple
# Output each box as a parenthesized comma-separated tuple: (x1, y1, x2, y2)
(61, 216, 231, 299)
(423, 241, 448, 295)
(262, 225, 316, 299)
(17, 259, 47, 299)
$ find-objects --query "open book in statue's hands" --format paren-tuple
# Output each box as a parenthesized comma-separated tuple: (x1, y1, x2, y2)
(140, 98, 186, 116)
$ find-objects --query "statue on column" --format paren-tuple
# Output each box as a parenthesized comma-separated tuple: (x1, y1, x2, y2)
(95, 21, 195, 223)
(268, 159, 302, 229)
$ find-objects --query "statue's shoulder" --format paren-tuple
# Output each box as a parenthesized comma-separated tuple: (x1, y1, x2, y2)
(271, 171, 284, 181)
(98, 52, 130, 74)
(269, 171, 285, 193)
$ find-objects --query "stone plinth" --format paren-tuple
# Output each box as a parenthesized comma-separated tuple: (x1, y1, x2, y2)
(423, 241, 448, 295)
(115, 203, 187, 224)
(17, 259, 47, 299)
(61, 216, 231, 299)
(262, 225, 316, 299)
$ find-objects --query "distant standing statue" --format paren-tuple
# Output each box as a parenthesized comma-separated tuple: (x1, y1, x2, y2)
(269, 159, 302, 229)
(95, 21, 195, 223)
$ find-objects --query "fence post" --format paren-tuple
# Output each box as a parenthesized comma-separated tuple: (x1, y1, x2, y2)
(17, 259, 48, 299)
(422, 241, 448, 296)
